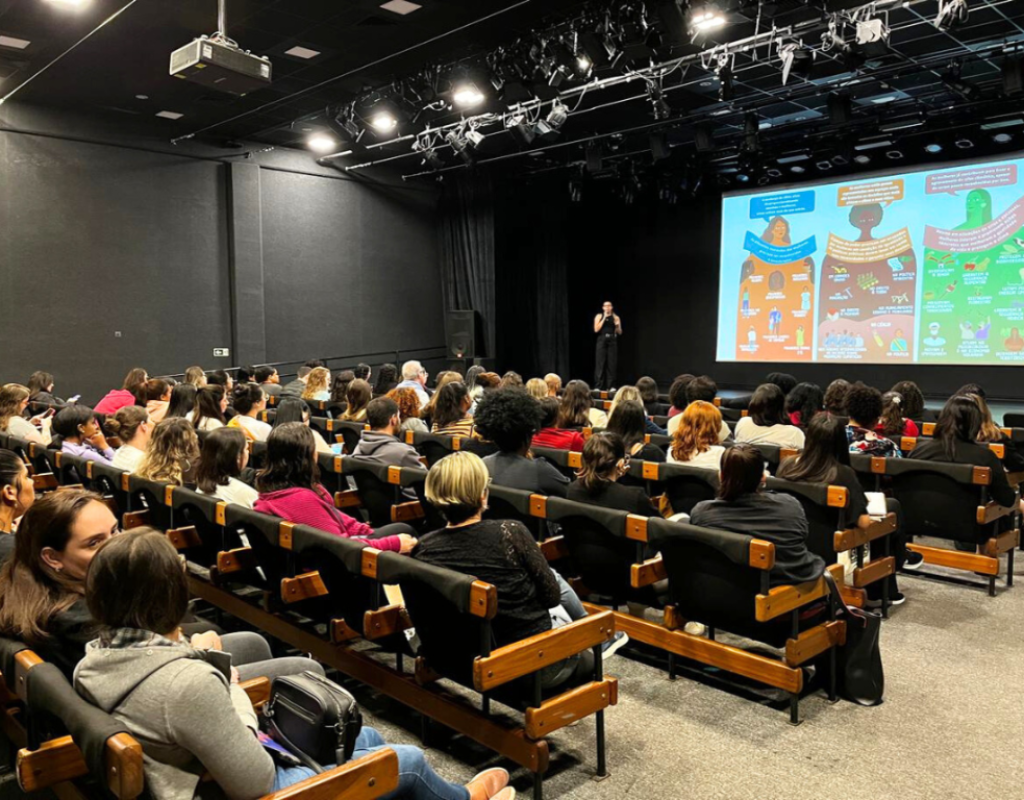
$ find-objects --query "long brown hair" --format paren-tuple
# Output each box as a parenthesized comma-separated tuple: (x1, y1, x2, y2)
(0, 490, 102, 643)
(967, 393, 1002, 442)
(0, 384, 29, 431)
(671, 401, 721, 462)
(557, 380, 592, 429)
(340, 379, 372, 421)
(136, 418, 200, 486)
(576, 432, 625, 492)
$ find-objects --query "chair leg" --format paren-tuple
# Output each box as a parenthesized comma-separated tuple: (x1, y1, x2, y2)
(533, 771, 544, 800)
(595, 709, 607, 778)
(828, 647, 838, 703)
(667, 653, 677, 681)
(989, 574, 997, 597)
(1008, 547, 1015, 588)
(789, 692, 801, 726)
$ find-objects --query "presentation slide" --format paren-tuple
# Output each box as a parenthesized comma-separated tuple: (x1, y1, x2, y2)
(717, 156, 1024, 366)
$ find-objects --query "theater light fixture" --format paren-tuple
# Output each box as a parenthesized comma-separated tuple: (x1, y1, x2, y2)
(993, 132, 1014, 144)
(452, 82, 485, 107)
(307, 134, 336, 153)
(790, 165, 806, 173)
(854, 154, 871, 164)
(955, 137, 974, 149)
(717, 62, 734, 102)
(935, 0, 969, 31)
(45, 0, 90, 6)
(924, 143, 943, 153)
(370, 110, 398, 133)
(689, 5, 726, 36)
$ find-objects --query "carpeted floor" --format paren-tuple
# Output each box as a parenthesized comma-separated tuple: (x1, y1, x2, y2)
(353, 549, 1023, 800)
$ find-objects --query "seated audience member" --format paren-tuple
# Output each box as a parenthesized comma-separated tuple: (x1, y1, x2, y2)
(227, 384, 271, 442)
(107, 407, 152, 471)
(373, 363, 399, 396)
(465, 365, 486, 401)
(667, 376, 729, 442)
(558, 380, 607, 429)
(142, 379, 172, 424)
(668, 401, 726, 470)
(0, 384, 53, 445)
(27, 371, 62, 405)
(498, 371, 524, 390)
(387, 387, 429, 433)
(544, 373, 562, 397)
(74, 528, 512, 800)
(666, 374, 696, 419)
(95, 368, 148, 415)
(876, 391, 919, 439)
(606, 400, 665, 463)
(165, 383, 197, 421)
(785, 382, 824, 429)
(206, 370, 234, 393)
(55, 406, 115, 466)
(256, 365, 281, 398)
(526, 378, 548, 400)
(476, 389, 569, 497)
(532, 398, 585, 452)
(254, 423, 417, 553)
(431, 382, 475, 437)
(690, 444, 824, 587)
(476, 372, 501, 393)
(722, 371, 798, 410)
(329, 370, 355, 409)
(845, 384, 901, 457)
(824, 379, 851, 417)
(352, 398, 424, 499)
(196, 428, 258, 508)
(184, 366, 207, 388)
(889, 380, 925, 422)
(273, 398, 331, 454)
(136, 418, 201, 486)
(301, 366, 331, 402)
(354, 362, 372, 383)
(0, 449, 35, 561)
(968, 392, 1024, 472)
(236, 366, 257, 384)
(417, 452, 619, 690)
(568, 432, 655, 515)
(635, 376, 661, 415)
(733, 384, 806, 449)
(396, 360, 430, 408)
(422, 372, 461, 425)
(608, 386, 666, 435)
(281, 364, 314, 398)
(910, 396, 1023, 514)
(193, 385, 228, 432)
(340, 378, 372, 422)
(779, 414, 917, 602)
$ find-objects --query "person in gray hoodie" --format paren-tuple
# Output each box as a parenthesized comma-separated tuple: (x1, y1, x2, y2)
(352, 398, 424, 499)
(75, 529, 514, 800)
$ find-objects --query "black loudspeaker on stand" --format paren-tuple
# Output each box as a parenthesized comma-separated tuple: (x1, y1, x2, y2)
(446, 310, 485, 371)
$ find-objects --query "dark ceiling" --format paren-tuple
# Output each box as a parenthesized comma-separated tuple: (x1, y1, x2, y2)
(2, 0, 1024, 192)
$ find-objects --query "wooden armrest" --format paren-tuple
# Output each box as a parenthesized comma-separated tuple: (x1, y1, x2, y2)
(31, 473, 58, 490)
(216, 547, 260, 575)
(166, 526, 201, 551)
(122, 510, 150, 529)
(281, 572, 328, 604)
(539, 536, 570, 562)
(977, 501, 1015, 525)
(630, 556, 666, 588)
(391, 501, 424, 523)
(257, 748, 399, 800)
(335, 490, 362, 509)
(984, 528, 1021, 556)
(363, 604, 413, 640)
(18, 732, 144, 799)
(473, 611, 615, 692)
(834, 512, 897, 552)
(240, 677, 271, 711)
(755, 564, 842, 622)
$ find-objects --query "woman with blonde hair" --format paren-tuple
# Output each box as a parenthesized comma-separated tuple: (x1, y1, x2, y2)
(525, 378, 548, 400)
(0, 384, 52, 445)
(184, 366, 207, 388)
(966, 392, 1024, 471)
(668, 400, 726, 470)
(301, 367, 331, 402)
(136, 418, 201, 486)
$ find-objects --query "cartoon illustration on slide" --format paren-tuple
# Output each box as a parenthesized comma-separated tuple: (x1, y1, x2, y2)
(817, 191, 918, 364)
(919, 170, 1024, 364)
(736, 214, 815, 360)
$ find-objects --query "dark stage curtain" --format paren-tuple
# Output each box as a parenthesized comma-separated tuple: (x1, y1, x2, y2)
(440, 174, 496, 359)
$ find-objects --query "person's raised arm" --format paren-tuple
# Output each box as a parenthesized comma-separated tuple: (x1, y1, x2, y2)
(593, 314, 604, 334)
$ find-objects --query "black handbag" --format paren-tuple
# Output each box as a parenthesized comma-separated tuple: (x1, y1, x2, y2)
(824, 571, 885, 706)
(263, 671, 363, 773)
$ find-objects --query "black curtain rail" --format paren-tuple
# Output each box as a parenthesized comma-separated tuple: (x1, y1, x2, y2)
(161, 346, 447, 380)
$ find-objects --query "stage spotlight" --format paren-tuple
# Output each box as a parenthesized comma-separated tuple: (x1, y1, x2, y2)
(790, 165, 806, 173)
(993, 132, 1013, 144)
(576, 54, 592, 74)
(689, 5, 727, 36)
(816, 161, 832, 171)
(736, 173, 750, 183)
(955, 137, 974, 149)
(853, 16, 889, 59)
(446, 130, 474, 163)
(854, 154, 871, 164)
(506, 114, 536, 147)
(925, 143, 943, 153)
(579, 30, 616, 68)
(452, 82, 485, 107)
(466, 129, 486, 148)
(647, 82, 671, 120)
(535, 102, 568, 142)
(307, 134, 337, 153)
(935, 0, 969, 31)
(779, 42, 814, 85)
(370, 110, 398, 134)
(766, 168, 782, 178)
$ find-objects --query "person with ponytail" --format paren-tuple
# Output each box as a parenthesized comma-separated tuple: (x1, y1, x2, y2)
(226, 384, 271, 442)
(0, 449, 35, 561)
(107, 407, 153, 471)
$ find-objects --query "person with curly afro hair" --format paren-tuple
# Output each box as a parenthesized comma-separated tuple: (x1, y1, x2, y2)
(845, 383, 901, 458)
(473, 388, 569, 497)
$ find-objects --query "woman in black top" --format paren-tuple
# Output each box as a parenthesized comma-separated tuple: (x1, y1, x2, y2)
(778, 415, 914, 603)
(568, 432, 655, 516)
(606, 400, 665, 463)
(690, 444, 825, 587)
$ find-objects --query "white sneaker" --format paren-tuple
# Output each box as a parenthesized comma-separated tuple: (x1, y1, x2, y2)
(684, 622, 706, 636)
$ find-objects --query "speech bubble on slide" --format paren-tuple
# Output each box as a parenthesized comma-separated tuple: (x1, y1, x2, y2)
(749, 191, 815, 220)
(925, 164, 1017, 196)
(837, 180, 905, 207)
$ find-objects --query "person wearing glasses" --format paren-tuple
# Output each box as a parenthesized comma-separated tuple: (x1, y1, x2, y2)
(396, 360, 430, 409)
(567, 432, 656, 516)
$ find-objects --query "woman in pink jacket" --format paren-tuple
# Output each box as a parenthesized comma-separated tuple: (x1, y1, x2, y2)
(254, 423, 417, 553)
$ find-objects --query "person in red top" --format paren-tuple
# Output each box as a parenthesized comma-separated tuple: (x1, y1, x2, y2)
(253, 423, 418, 553)
(875, 391, 920, 439)
(531, 398, 585, 452)
(94, 368, 148, 415)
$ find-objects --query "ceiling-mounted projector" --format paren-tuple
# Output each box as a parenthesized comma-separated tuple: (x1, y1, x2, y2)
(169, 0, 272, 96)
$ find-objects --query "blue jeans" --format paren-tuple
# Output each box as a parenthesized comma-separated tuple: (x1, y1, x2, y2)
(272, 726, 470, 800)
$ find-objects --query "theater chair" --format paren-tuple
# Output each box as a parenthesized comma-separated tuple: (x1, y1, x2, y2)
(632, 461, 719, 518)
(376, 552, 618, 800)
(335, 457, 427, 529)
(767, 477, 897, 615)
(1004, 412, 1024, 428)
(528, 445, 581, 480)
(326, 419, 369, 455)
(124, 474, 176, 531)
(402, 431, 497, 467)
(867, 457, 1018, 595)
(486, 484, 547, 540)
(88, 461, 132, 515)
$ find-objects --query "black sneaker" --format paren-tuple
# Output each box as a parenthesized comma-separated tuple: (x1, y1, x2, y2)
(902, 552, 924, 570)
(866, 592, 906, 608)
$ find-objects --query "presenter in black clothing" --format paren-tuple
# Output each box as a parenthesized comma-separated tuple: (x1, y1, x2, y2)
(593, 301, 622, 390)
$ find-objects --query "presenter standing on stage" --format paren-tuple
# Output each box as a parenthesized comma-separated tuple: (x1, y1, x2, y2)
(593, 301, 622, 390)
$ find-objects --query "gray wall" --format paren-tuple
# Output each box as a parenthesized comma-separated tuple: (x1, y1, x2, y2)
(0, 104, 444, 404)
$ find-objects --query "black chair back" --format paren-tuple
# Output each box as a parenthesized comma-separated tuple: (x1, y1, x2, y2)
(766, 477, 846, 564)
(659, 462, 720, 516)
(885, 458, 992, 545)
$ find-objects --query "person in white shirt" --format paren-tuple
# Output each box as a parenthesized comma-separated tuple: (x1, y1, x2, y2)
(667, 400, 727, 470)
(107, 406, 152, 472)
(0, 384, 53, 446)
(666, 376, 730, 443)
(395, 360, 430, 409)
(733, 384, 806, 449)
(193, 386, 228, 432)
(274, 398, 332, 454)
(196, 428, 259, 509)
(227, 384, 272, 442)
